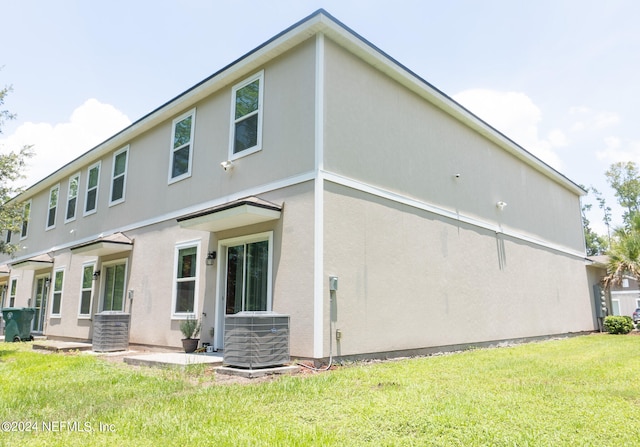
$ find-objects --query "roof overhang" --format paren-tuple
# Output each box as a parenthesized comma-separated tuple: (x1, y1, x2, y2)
(177, 197, 282, 232)
(70, 233, 133, 257)
(11, 253, 54, 271)
(0, 265, 10, 279)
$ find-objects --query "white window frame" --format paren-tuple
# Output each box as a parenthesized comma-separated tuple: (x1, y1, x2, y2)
(229, 71, 264, 161)
(99, 259, 129, 313)
(20, 200, 31, 240)
(168, 109, 196, 184)
(46, 184, 60, 231)
(84, 161, 101, 216)
(65, 172, 80, 223)
(8, 277, 17, 307)
(612, 298, 621, 316)
(171, 240, 201, 319)
(78, 262, 96, 318)
(50, 267, 64, 317)
(0, 282, 7, 308)
(109, 145, 129, 206)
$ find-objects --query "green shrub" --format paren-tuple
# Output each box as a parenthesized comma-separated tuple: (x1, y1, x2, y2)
(603, 315, 634, 334)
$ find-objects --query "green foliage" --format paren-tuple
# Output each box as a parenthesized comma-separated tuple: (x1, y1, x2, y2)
(603, 315, 634, 334)
(582, 198, 608, 255)
(606, 161, 640, 226)
(605, 213, 640, 287)
(179, 316, 201, 339)
(0, 75, 33, 255)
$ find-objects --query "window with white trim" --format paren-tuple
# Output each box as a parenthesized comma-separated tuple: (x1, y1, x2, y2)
(169, 109, 196, 183)
(65, 173, 80, 222)
(0, 282, 6, 308)
(78, 263, 95, 317)
(229, 71, 263, 159)
(51, 268, 64, 317)
(84, 162, 101, 215)
(8, 278, 17, 307)
(110, 146, 129, 205)
(172, 241, 200, 316)
(101, 260, 127, 312)
(46, 184, 60, 230)
(20, 201, 31, 240)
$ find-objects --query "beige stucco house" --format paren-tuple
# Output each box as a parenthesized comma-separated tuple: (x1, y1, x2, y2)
(0, 10, 597, 360)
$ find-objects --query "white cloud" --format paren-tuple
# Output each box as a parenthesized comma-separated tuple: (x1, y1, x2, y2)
(0, 99, 131, 187)
(569, 106, 620, 132)
(453, 89, 564, 170)
(596, 136, 640, 163)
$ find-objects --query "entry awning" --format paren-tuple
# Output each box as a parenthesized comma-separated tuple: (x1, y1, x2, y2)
(177, 197, 282, 232)
(11, 253, 54, 271)
(0, 264, 10, 278)
(70, 232, 133, 257)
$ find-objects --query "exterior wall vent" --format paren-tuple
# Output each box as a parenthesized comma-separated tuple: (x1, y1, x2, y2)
(224, 311, 290, 368)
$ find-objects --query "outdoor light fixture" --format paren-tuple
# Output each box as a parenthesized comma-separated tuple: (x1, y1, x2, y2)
(496, 201, 508, 210)
(93, 270, 101, 280)
(220, 160, 234, 171)
(206, 251, 217, 266)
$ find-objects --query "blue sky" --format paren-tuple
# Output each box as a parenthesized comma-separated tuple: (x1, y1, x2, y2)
(1, 0, 639, 236)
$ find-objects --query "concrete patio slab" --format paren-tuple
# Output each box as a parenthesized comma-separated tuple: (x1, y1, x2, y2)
(32, 340, 93, 352)
(123, 352, 224, 368)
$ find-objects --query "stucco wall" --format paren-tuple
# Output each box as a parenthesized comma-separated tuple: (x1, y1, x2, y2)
(322, 39, 584, 254)
(4, 37, 317, 262)
(323, 182, 595, 357)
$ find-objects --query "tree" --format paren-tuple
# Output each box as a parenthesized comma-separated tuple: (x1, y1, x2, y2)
(605, 161, 640, 226)
(604, 213, 640, 288)
(582, 199, 608, 256)
(590, 187, 612, 245)
(0, 79, 33, 255)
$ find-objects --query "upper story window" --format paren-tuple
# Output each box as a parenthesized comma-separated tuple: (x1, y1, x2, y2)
(110, 146, 129, 206)
(230, 71, 263, 159)
(46, 184, 60, 230)
(20, 201, 30, 240)
(65, 173, 80, 222)
(169, 109, 196, 183)
(84, 162, 101, 216)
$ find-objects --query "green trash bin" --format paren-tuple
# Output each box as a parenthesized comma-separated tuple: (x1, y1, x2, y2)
(2, 308, 35, 342)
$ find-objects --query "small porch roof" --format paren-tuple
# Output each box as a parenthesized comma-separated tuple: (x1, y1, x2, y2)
(70, 232, 134, 257)
(177, 197, 282, 232)
(0, 264, 10, 278)
(11, 253, 54, 271)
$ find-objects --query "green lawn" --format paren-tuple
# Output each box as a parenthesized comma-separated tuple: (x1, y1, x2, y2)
(1, 334, 639, 446)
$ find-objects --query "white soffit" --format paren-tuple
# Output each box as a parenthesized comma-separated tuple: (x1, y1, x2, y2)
(70, 233, 133, 257)
(177, 197, 282, 233)
(0, 264, 10, 278)
(11, 253, 54, 271)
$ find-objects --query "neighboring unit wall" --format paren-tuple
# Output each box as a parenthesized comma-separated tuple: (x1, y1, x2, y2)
(323, 183, 594, 357)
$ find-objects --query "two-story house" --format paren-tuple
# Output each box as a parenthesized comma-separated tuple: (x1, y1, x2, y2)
(0, 10, 596, 360)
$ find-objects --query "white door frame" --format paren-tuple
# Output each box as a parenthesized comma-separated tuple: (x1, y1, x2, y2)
(214, 231, 273, 350)
(32, 273, 51, 333)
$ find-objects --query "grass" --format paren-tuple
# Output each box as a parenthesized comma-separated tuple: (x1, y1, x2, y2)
(1, 334, 640, 446)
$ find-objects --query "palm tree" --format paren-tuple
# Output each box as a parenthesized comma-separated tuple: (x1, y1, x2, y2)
(604, 213, 640, 288)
